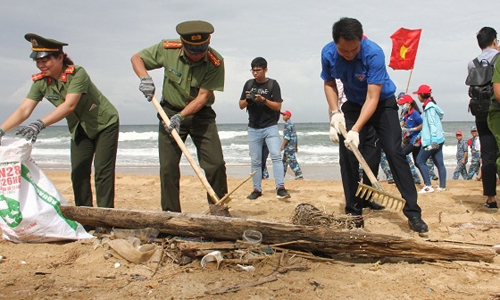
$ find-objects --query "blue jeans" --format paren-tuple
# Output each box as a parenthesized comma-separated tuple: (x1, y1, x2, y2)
(416, 143, 447, 188)
(248, 125, 285, 191)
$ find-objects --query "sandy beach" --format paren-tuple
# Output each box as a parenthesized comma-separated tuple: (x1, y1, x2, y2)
(1, 168, 500, 299)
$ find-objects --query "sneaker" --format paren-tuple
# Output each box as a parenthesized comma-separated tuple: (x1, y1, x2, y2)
(484, 202, 498, 209)
(418, 186, 434, 193)
(436, 186, 448, 192)
(247, 190, 262, 200)
(408, 216, 429, 235)
(432, 176, 439, 181)
(276, 187, 291, 199)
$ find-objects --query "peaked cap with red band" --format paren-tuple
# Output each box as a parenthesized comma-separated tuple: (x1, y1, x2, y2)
(176, 20, 214, 54)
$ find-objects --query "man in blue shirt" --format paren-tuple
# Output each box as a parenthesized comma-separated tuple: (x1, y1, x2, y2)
(321, 17, 428, 234)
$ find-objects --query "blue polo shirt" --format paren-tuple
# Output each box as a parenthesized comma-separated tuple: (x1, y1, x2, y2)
(320, 38, 396, 105)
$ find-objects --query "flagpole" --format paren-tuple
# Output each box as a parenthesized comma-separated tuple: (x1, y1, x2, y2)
(405, 69, 414, 94)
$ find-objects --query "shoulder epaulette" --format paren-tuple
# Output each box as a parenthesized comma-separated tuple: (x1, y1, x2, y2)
(163, 40, 182, 49)
(31, 72, 45, 82)
(207, 50, 221, 67)
(61, 65, 75, 82)
(32, 66, 76, 83)
(64, 66, 75, 74)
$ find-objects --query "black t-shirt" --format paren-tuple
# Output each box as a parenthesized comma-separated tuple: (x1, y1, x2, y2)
(240, 78, 282, 129)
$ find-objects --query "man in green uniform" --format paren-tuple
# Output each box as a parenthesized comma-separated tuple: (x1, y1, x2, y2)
(131, 20, 228, 212)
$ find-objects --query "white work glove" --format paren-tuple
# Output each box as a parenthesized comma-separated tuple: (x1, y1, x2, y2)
(344, 130, 359, 152)
(329, 125, 339, 143)
(401, 127, 411, 136)
(330, 112, 345, 132)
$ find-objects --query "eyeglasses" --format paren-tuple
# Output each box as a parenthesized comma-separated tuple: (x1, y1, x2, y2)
(250, 68, 264, 73)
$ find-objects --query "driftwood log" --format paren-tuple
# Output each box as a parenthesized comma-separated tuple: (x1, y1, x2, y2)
(61, 206, 496, 262)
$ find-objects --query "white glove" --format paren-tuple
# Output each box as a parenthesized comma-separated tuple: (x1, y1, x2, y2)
(329, 125, 339, 143)
(330, 112, 345, 132)
(344, 130, 359, 151)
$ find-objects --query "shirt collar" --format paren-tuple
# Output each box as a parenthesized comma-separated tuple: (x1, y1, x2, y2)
(405, 107, 415, 117)
(423, 98, 433, 108)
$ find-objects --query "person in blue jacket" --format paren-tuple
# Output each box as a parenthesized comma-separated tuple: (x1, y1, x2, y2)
(414, 85, 447, 193)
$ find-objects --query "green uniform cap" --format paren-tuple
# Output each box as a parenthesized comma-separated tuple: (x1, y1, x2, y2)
(176, 20, 214, 45)
(24, 33, 68, 59)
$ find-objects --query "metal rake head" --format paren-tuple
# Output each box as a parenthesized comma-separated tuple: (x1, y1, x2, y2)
(355, 182, 406, 211)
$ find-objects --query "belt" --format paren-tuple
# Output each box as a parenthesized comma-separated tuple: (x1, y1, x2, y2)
(160, 99, 183, 112)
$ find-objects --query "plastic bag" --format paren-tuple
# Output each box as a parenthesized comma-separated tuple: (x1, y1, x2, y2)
(0, 138, 92, 242)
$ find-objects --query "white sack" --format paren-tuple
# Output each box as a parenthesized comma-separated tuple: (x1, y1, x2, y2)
(0, 138, 92, 242)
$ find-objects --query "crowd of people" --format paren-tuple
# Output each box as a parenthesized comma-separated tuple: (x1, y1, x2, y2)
(1, 18, 499, 236)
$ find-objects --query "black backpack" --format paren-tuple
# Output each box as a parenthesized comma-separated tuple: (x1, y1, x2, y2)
(465, 52, 500, 117)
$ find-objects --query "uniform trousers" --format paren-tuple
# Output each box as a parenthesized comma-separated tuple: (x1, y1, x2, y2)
(71, 120, 119, 208)
(339, 99, 422, 219)
(479, 117, 498, 196)
(159, 105, 228, 212)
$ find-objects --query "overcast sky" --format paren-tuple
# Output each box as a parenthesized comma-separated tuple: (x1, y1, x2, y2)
(0, 1, 495, 125)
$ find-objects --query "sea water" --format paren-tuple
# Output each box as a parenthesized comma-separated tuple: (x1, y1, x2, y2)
(14, 121, 475, 172)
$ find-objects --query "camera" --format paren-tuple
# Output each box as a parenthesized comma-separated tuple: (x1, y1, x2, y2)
(246, 90, 257, 104)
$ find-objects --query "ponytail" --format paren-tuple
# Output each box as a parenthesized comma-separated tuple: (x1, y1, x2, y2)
(62, 53, 74, 65)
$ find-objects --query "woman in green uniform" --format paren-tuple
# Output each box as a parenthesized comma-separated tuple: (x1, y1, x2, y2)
(0, 33, 119, 208)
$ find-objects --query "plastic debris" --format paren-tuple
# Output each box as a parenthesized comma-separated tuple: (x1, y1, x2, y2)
(200, 251, 224, 269)
(236, 264, 255, 272)
(242, 229, 263, 245)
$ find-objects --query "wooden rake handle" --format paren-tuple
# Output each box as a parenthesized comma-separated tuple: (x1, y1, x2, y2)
(202, 170, 257, 214)
(338, 123, 383, 190)
(152, 96, 220, 204)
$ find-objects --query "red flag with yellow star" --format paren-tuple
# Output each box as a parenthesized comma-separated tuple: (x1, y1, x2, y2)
(389, 28, 422, 70)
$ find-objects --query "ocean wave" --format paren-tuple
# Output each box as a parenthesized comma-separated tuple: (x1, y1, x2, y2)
(31, 148, 70, 156)
(218, 131, 248, 140)
(119, 131, 158, 141)
(298, 145, 338, 155)
(37, 137, 69, 145)
(299, 131, 328, 136)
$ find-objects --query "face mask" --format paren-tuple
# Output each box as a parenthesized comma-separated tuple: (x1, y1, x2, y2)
(400, 105, 408, 113)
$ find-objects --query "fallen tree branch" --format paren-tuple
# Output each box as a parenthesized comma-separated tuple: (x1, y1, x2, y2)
(60, 206, 496, 262)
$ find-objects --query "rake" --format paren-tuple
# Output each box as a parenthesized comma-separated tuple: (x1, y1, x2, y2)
(338, 123, 406, 211)
(151, 96, 230, 216)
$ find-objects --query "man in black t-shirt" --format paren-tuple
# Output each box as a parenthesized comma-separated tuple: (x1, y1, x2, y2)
(239, 57, 290, 200)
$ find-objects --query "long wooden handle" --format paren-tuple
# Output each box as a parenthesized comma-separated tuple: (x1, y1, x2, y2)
(202, 170, 257, 214)
(338, 123, 383, 190)
(152, 96, 220, 204)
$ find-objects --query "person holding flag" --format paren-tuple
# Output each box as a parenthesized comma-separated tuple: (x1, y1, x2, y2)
(321, 17, 428, 234)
